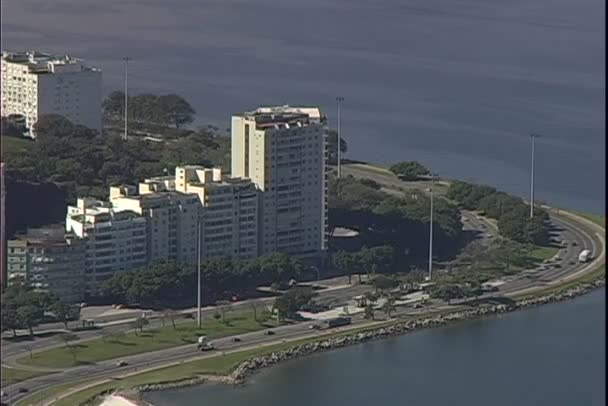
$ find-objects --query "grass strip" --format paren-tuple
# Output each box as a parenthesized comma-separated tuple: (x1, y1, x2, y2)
(18, 311, 273, 369)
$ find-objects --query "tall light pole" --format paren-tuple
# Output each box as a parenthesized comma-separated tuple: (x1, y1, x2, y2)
(122, 57, 131, 141)
(197, 219, 202, 329)
(336, 96, 344, 178)
(529, 134, 540, 218)
(428, 172, 435, 281)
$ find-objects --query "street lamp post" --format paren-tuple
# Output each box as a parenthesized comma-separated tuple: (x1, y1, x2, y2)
(197, 219, 202, 329)
(428, 172, 435, 281)
(336, 96, 344, 178)
(122, 57, 131, 141)
(529, 134, 540, 218)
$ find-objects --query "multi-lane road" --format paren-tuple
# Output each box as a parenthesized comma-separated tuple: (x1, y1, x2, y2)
(2, 166, 604, 405)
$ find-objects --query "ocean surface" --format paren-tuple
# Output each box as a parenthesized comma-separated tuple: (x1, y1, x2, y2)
(1, 0, 605, 214)
(145, 288, 606, 406)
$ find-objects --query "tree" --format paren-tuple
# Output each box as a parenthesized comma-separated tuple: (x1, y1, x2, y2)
(250, 299, 264, 322)
(333, 251, 354, 284)
(102, 91, 126, 120)
(431, 284, 466, 304)
(216, 300, 231, 324)
(1, 116, 27, 137)
(273, 287, 317, 318)
(57, 332, 80, 362)
(16, 305, 42, 336)
(1, 305, 20, 337)
(159, 94, 195, 128)
(133, 317, 149, 333)
(467, 281, 484, 299)
(371, 275, 399, 293)
(389, 161, 430, 181)
(364, 303, 375, 320)
(52, 302, 81, 329)
(162, 309, 179, 329)
(32, 114, 76, 138)
(24, 344, 34, 359)
(326, 129, 348, 165)
(381, 297, 397, 318)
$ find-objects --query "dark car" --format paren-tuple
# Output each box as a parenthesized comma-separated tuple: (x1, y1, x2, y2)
(264, 330, 275, 336)
(232, 337, 242, 342)
(18, 388, 28, 393)
(183, 313, 194, 319)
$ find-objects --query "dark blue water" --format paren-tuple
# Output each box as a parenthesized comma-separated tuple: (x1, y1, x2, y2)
(145, 288, 606, 406)
(2, 0, 605, 214)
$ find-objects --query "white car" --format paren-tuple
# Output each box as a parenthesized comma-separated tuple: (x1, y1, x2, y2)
(115, 360, 128, 367)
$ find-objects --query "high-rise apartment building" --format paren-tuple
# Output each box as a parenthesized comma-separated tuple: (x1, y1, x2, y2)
(1, 51, 102, 134)
(1, 162, 6, 287)
(231, 106, 328, 258)
(110, 182, 200, 264)
(6, 226, 86, 303)
(65, 198, 147, 296)
(175, 166, 259, 259)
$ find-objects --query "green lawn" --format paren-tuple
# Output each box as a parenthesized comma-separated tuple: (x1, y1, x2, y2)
(18, 310, 274, 369)
(29, 321, 396, 406)
(1, 136, 33, 157)
(1, 367, 48, 386)
(527, 245, 560, 262)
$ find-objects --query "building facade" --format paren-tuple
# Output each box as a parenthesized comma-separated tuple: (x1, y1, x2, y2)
(175, 166, 259, 259)
(1, 162, 5, 287)
(110, 183, 200, 264)
(6, 226, 85, 303)
(1, 50, 102, 134)
(65, 198, 147, 296)
(231, 106, 328, 258)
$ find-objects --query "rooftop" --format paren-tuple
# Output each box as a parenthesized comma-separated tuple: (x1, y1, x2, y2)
(237, 105, 325, 129)
(1, 50, 100, 73)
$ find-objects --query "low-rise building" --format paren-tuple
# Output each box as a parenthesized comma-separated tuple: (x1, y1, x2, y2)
(65, 198, 147, 296)
(6, 226, 85, 303)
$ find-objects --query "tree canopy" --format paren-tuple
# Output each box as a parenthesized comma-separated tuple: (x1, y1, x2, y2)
(447, 181, 550, 245)
(100, 253, 306, 309)
(389, 161, 430, 181)
(102, 91, 196, 128)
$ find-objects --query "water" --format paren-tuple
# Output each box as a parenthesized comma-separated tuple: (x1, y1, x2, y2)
(145, 288, 606, 406)
(2, 0, 605, 214)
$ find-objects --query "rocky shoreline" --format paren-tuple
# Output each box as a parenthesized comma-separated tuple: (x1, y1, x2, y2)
(116, 276, 604, 402)
(228, 278, 605, 384)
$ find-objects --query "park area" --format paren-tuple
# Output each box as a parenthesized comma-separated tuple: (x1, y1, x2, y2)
(17, 310, 274, 369)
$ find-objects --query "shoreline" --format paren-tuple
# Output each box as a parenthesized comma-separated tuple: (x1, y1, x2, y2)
(126, 275, 605, 401)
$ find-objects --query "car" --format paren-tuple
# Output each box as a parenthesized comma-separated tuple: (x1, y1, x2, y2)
(309, 324, 322, 330)
(0, 391, 6, 397)
(115, 360, 128, 367)
(183, 313, 194, 319)
(18, 388, 28, 394)
(232, 337, 242, 342)
(569, 260, 576, 265)
(554, 263, 562, 269)
(264, 330, 275, 336)
(572, 241, 578, 247)
(413, 303, 423, 309)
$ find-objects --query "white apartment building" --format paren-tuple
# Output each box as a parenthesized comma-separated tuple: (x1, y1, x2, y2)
(231, 105, 328, 258)
(6, 226, 86, 303)
(110, 183, 200, 264)
(1, 50, 102, 134)
(66, 198, 147, 296)
(175, 166, 259, 259)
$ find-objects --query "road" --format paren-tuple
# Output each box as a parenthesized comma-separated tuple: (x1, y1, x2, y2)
(0, 279, 372, 367)
(2, 166, 604, 404)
